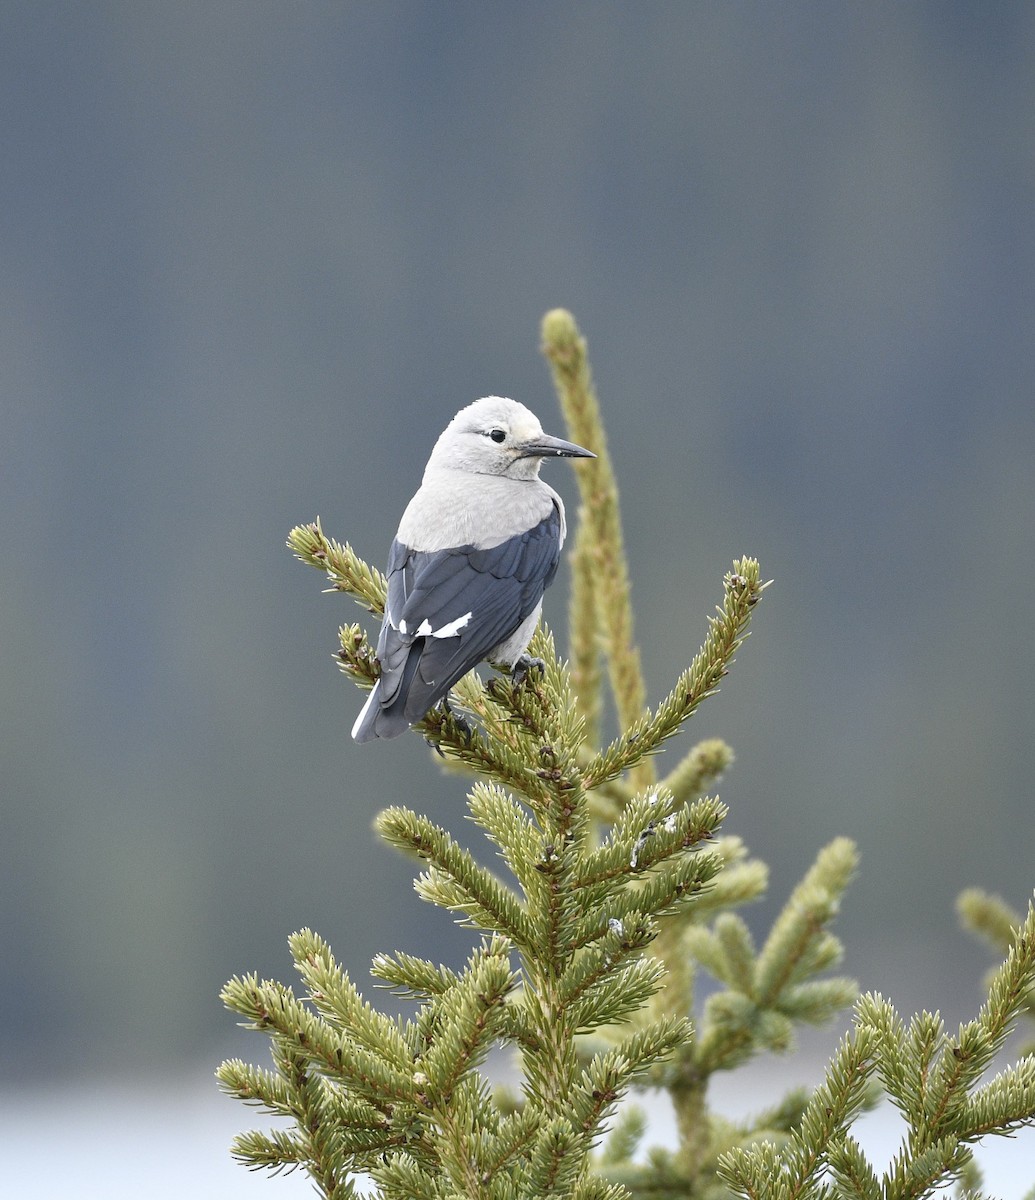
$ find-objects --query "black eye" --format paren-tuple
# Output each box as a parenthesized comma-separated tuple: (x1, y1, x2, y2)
(489, 428, 506, 443)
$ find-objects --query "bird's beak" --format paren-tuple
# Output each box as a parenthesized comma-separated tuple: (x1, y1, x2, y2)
(520, 433, 596, 460)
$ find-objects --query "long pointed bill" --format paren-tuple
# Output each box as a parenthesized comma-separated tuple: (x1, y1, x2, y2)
(520, 433, 596, 459)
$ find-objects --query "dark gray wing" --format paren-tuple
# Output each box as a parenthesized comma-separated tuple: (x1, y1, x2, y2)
(359, 506, 561, 738)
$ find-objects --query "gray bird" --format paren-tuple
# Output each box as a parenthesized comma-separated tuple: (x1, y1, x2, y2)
(352, 396, 595, 742)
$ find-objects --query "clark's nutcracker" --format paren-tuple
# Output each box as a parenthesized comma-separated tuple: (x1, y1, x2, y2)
(352, 396, 595, 742)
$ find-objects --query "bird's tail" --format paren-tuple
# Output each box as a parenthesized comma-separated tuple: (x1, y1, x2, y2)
(351, 682, 406, 741)
(350, 684, 381, 742)
(351, 654, 426, 742)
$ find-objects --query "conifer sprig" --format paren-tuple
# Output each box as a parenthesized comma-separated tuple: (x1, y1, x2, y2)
(718, 899, 1035, 1200)
(288, 519, 386, 612)
(581, 563, 769, 791)
(541, 308, 647, 754)
(958, 887, 1035, 1057)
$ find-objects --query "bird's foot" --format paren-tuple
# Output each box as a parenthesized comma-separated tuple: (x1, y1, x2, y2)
(437, 694, 473, 740)
(511, 655, 545, 687)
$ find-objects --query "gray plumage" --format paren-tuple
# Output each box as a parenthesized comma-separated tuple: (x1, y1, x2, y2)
(352, 396, 595, 742)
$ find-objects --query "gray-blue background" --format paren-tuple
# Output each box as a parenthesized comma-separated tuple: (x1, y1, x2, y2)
(4, 0, 1033, 1117)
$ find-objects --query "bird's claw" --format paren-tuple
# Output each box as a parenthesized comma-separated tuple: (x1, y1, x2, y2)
(511, 655, 545, 687)
(439, 695, 473, 739)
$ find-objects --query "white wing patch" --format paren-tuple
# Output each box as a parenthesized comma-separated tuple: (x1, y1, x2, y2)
(398, 613, 473, 639)
(431, 611, 472, 639)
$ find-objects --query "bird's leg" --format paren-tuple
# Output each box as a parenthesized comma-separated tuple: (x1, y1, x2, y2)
(510, 654, 545, 687)
(437, 693, 473, 739)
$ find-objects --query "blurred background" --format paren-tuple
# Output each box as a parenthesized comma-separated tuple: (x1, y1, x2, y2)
(3, 2, 1034, 1194)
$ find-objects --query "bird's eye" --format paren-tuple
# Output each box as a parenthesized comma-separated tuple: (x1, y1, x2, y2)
(489, 428, 506, 444)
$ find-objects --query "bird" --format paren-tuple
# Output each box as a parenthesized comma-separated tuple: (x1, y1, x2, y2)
(351, 396, 595, 742)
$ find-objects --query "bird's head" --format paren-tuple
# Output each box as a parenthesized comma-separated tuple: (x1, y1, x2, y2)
(427, 396, 595, 480)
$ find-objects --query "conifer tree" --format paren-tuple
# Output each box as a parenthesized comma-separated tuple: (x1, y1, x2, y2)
(218, 311, 1035, 1198)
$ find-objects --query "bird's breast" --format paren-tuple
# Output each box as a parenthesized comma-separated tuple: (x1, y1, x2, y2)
(397, 471, 565, 552)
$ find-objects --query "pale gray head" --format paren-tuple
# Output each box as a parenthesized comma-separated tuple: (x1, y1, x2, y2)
(426, 396, 595, 480)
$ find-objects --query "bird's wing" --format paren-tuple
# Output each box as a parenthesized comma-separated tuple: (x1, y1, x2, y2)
(376, 505, 562, 722)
